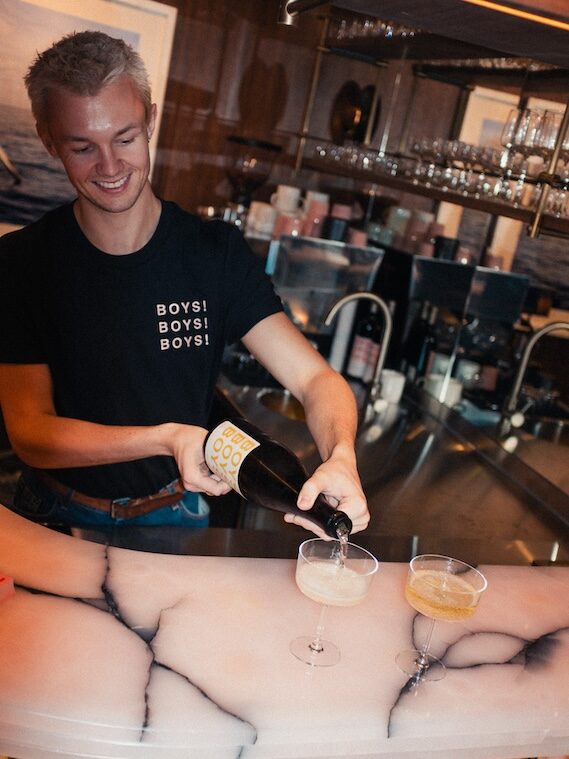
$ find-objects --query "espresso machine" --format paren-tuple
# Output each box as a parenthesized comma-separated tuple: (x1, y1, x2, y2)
(380, 255, 530, 410)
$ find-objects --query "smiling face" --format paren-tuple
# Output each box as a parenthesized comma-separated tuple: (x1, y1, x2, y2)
(38, 76, 157, 217)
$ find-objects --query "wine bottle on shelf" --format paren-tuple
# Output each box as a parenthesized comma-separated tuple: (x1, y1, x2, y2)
(204, 417, 352, 539)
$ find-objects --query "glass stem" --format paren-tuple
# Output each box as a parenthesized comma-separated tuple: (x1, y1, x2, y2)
(309, 604, 328, 653)
(417, 617, 437, 669)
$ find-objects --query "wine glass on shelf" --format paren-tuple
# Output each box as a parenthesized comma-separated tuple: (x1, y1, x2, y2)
(474, 146, 499, 198)
(534, 109, 562, 161)
(514, 108, 544, 158)
(290, 538, 379, 667)
(500, 107, 521, 152)
(408, 135, 428, 183)
(396, 554, 487, 684)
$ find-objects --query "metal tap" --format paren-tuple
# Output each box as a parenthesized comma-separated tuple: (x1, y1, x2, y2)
(501, 321, 569, 434)
(325, 292, 393, 406)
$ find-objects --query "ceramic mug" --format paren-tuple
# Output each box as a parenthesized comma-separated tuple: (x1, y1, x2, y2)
(302, 199, 329, 238)
(422, 373, 463, 407)
(347, 228, 368, 247)
(270, 185, 302, 214)
(245, 201, 278, 236)
(330, 202, 352, 220)
(303, 190, 330, 212)
(380, 369, 406, 404)
(272, 211, 303, 239)
(428, 351, 451, 376)
(455, 358, 481, 389)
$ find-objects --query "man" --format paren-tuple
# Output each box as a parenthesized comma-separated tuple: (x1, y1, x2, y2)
(0, 31, 368, 537)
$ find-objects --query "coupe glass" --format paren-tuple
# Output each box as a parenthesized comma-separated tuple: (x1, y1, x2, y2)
(396, 554, 487, 683)
(290, 538, 379, 667)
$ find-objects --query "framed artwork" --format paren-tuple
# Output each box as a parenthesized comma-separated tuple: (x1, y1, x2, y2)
(0, 0, 177, 226)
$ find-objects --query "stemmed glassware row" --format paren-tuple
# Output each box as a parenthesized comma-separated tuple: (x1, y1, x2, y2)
(312, 103, 569, 217)
(313, 139, 519, 203)
(330, 16, 418, 41)
(498, 106, 569, 215)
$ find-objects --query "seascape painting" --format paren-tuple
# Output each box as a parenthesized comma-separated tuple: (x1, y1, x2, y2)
(0, 0, 176, 226)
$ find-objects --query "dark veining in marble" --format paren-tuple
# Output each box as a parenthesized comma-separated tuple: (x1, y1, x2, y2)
(152, 661, 257, 751)
(101, 547, 125, 623)
(387, 623, 569, 739)
(99, 547, 152, 741)
(511, 629, 564, 669)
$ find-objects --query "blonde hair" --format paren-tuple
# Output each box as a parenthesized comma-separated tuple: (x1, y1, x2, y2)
(25, 30, 152, 127)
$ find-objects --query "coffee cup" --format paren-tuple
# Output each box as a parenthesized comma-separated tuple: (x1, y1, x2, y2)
(304, 190, 330, 212)
(347, 228, 368, 247)
(422, 373, 463, 407)
(245, 201, 278, 237)
(321, 216, 349, 242)
(330, 203, 352, 220)
(272, 211, 303, 239)
(271, 185, 302, 214)
(302, 199, 329, 238)
(455, 359, 481, 389)
(427, 351, 451, 376)
(380, 369, 406, 405)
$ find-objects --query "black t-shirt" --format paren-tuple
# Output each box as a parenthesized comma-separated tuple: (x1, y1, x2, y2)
(0, 200, 282, 497)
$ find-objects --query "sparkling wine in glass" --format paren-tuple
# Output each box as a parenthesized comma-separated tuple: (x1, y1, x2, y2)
(396, 554, 487, 683)
(290, 538, 379, 667)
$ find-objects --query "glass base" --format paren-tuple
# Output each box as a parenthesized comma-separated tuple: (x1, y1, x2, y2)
(395, 649, 446, 682)
(290, 635, 340, 667)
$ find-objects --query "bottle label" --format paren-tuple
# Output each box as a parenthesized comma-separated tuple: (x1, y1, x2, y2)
(346, 335, 371, 379)
(362, 341, 381, 383)
(204, 421, 260, 496)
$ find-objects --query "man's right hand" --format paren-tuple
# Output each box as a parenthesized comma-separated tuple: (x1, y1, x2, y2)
(168, 424, 232, 497)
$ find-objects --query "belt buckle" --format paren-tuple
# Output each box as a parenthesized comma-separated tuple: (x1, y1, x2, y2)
(110, 496, 131, 519)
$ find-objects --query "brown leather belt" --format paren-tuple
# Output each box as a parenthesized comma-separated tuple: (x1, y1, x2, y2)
(35, 471, 185, 519)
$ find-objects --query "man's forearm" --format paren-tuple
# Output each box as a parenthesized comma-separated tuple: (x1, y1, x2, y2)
(9, 412, 180, 470)
(300, 368, 359, 464)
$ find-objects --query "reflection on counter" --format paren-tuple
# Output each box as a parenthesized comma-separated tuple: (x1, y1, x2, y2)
(218, 372, 569, 568)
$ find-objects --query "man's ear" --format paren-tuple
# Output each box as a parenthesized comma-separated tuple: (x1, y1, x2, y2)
(146, 103, 157, 142)
(36, 123, 57, 157)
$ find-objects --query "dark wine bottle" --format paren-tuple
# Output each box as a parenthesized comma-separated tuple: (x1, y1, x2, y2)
(204, 418, 352, 539)
(346, 303, 380, 381)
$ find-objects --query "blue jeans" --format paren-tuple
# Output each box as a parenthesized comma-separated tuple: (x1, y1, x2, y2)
(12, 466, 210, 529)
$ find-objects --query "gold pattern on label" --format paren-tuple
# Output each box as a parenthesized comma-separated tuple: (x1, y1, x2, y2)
(204, 421, 260, 496)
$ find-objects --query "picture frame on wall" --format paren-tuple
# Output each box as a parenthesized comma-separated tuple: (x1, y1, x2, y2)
(0, 0, 177, 228)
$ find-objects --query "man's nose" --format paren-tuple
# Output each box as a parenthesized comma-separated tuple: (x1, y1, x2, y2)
(97, 146, 121, 176)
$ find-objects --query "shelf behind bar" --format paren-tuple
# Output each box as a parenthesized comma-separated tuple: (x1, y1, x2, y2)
(301, 156, 569, 238)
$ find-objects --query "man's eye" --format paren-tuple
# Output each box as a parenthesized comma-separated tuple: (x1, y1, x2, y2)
(72, 146, 92, 154)
(119, 137, 136, 145)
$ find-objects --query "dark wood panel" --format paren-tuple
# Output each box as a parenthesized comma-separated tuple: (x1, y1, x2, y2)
(152, 1, 465, 213)
(152, 0, 322, 212)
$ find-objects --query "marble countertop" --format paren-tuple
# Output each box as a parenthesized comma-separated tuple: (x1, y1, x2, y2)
(1, 505, 569, 759)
